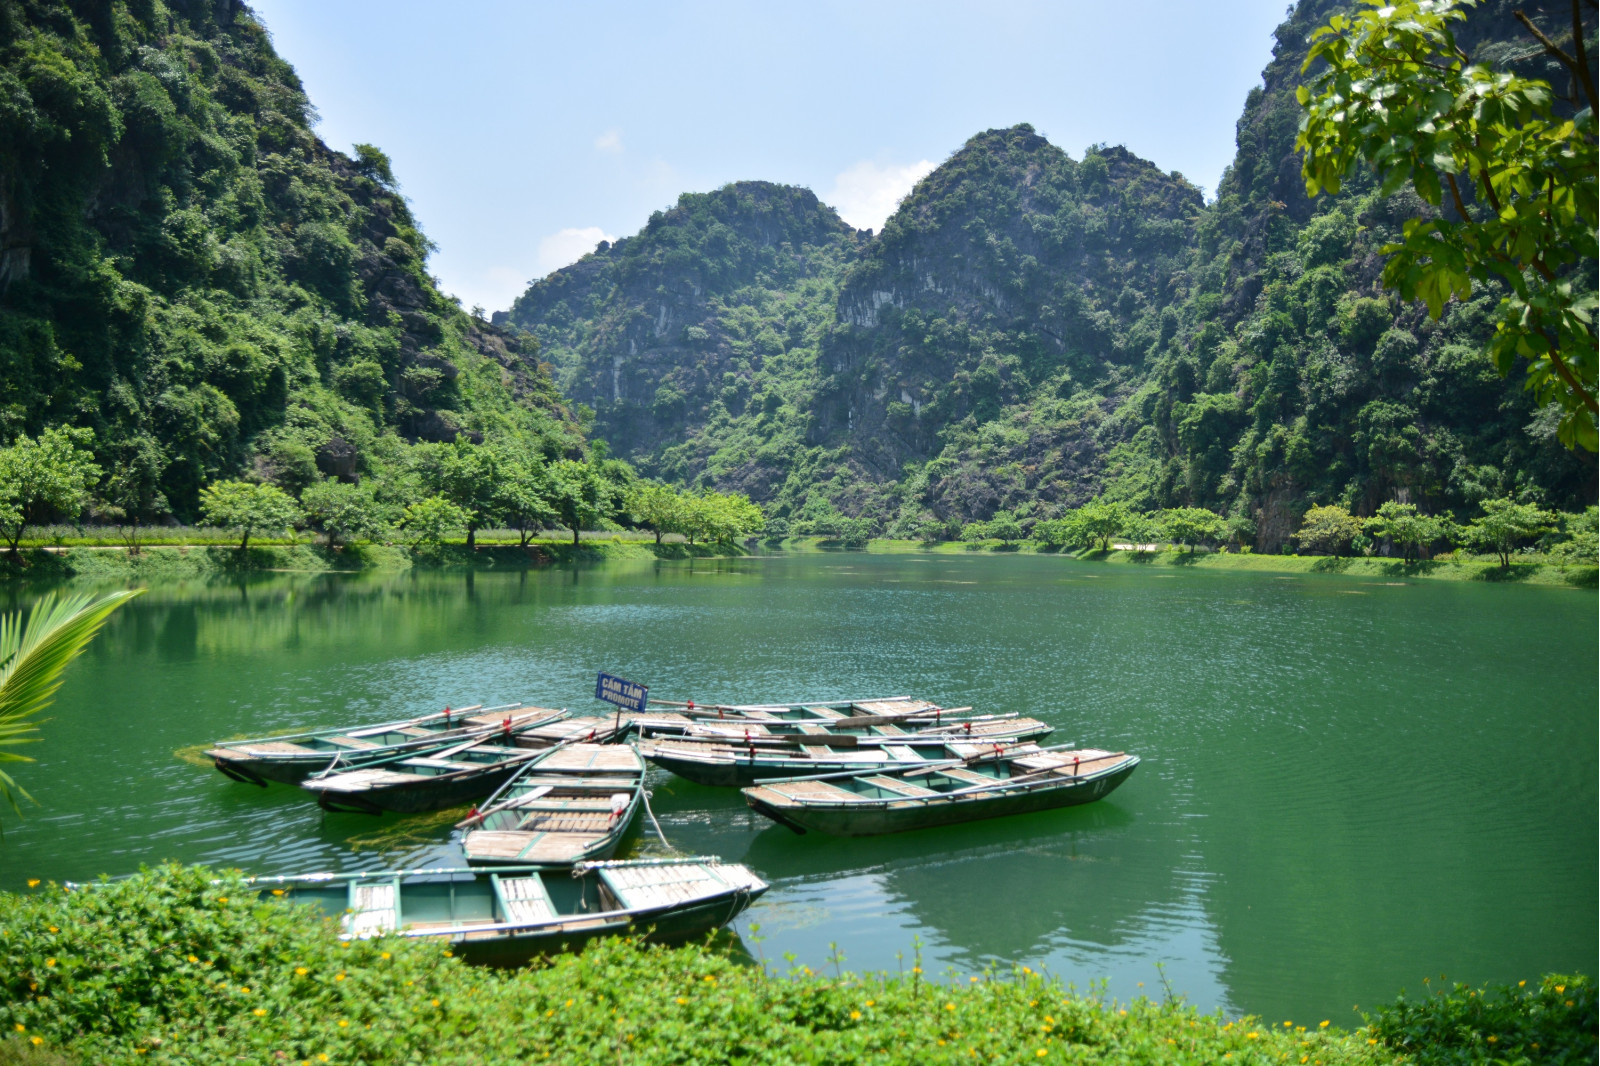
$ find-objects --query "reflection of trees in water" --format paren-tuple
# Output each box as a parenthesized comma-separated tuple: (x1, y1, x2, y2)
(739, 800, 1187, 966)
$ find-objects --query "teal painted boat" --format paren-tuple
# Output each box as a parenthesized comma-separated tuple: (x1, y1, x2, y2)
(458, 744, 644, 865)
(638, 724, 1054, 788)
(206, 703, 566, 786)
(247, 858, 767, 966)
(742, 744, 1139, 836)
(302, 717, 629, 814)
(635, 696, 969, 733)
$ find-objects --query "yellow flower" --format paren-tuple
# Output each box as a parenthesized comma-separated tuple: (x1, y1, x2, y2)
(1118, 1009, 1127, 1017)
(675, 997, 687, 1006)
(13, 1025, 23, 1032)
(1367, 1038, 1378, 1045)
(1555, 985, 1566, 993)
(338, 1020, 348, 1028)
(703, 975, 715, 982)
(1247, 1031, 1260, 1039)
(44, 959, 55, 968)
(319, 1056, 329, 1063)
(1022, 967, 1032, 974)
(912, 967, 922, 974)
(272, 889, 284, 896)
(865, 1000, 874, 1007)
(30, 1038, 42, 1047)
(1036, 1050, 1047, 1058)
(380, 952, 390, 960)
(295, 967, 308, 976)
(431, 999, 440, 1008)
(217, 897, 228, 903)
(1283, 1021, 1293, 1027)
(850, 1010, 861, 1020)
(335, 973, 345, 982)
(1518, 980, 1526, 987)
(187, 955, 198, 963)
(46, 927, 57, 934)
(938, 1040, 946, 1046)
(945, 1003, 956, 1012)
(241, 987, 250, 994)
(1319, 1020, 1329, 1028)
(1486, 1035, 1497, 1043)
(565, 999, 574, 1007)
(253, 1009, 268, 1017)
(26, 879, 39, 888)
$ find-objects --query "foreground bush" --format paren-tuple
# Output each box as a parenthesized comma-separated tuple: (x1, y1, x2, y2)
(1366, 974, 1595, 1064)
(0, 866, 1583, 1065)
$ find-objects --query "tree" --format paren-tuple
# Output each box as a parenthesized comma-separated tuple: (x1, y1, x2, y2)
(1074, 498, 1131, 551)
(494, 457, 557, 547)
(197, 480, 300, 551)
(1549, 505, 1598, 563)
(1364, 501, 1448, 563)
(627, 481, 685, 544)
(986, 510, 1022, 546)
(1159, 507, 1228, 552)
(300, 481, 389, 549)
(96, 438, 170, 555)
(401, 495, 470, 551)
(547, 460, 606, 546)
(1459, 496, 1556, 566)
(1, 589, 143, 824)
(960, 520, 991, 543)
(0, 427, 102, 556)
(1030, 517, 1077, 550)
(1295, 505, 1362, 556)
(1120, 511, 1163, 551)
(1297, 0, 1598, 450)
(417, 438, 501, 550)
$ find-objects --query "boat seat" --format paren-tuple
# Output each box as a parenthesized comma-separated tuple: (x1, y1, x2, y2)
(495, 875, 557, 924)
(884, 746, 924, 763)
(862, 775, 939, 797)
(326, 735, 380, 748)
(939, 767, 997, 786)
(805, 707, 846, 718)
(796, 724, 833, 735)
(875, 725, 907, 735)
(343, 881, 398, 936)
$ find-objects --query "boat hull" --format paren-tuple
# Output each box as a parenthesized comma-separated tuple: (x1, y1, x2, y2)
(746, 759, 1139, 836)
(309, 763, 531, 814)
(644, 724, 1055, 788)
(451, 889, 761, 966)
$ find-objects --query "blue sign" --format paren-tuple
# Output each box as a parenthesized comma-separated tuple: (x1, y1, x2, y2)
(595, 672, 648, 714)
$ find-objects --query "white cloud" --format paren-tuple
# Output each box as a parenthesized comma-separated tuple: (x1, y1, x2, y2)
(826, 159, 936, 231)
(594, 129, 624, 154)
(536, 226, 617, 277)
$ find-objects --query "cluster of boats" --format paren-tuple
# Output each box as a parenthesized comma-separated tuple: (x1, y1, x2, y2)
(200, 694, 1138, 964)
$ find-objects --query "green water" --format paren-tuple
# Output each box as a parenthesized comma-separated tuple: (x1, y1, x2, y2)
(1, 554, 1594, 1023)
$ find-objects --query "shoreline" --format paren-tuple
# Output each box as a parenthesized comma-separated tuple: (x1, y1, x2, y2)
(2, 535, 1592, 589)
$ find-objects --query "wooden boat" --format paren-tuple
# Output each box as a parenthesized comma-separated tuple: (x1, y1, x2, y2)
(634, 696, 973, 734)
(662, 711, 1044, 744)
(458, 744, 644, 866)
(300, 716, 634, 814)
(248, 858, 768, 966)
(637, 728, 1055, 788)
(742, 744, 1140, 836)
(207, 704, 568, 786)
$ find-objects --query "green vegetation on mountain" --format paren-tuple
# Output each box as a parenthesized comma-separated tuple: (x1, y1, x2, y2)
(505, 0, 1595, 552)
(0, 0, 587, 534)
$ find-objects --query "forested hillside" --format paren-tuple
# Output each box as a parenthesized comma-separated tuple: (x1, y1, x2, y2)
(0, 0, 581, 524)
(506, 0, 1595, 549)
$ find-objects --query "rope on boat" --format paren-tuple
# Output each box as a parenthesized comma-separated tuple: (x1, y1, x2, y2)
(639, 785, 675, 851)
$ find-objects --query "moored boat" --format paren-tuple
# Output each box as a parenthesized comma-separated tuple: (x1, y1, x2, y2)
(742, 744, 1139, 836)
(248, 858, 768, 965)
(206, 704, 567, 786)
(458, 744, 644, 865)
(634, 697, 966, 734)
(637, 726, 1054, 788)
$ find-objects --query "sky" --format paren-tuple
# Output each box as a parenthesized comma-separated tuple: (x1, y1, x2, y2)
(250, 1, 1292, 315)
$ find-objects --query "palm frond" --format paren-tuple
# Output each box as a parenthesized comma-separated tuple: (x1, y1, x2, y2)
(0, 588, 144, 820)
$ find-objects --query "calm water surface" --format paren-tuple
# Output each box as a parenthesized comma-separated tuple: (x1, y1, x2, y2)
(1, 553, 1594, 1023)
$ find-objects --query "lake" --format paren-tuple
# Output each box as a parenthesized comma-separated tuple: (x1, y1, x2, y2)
(1, 552, 1593, 1025)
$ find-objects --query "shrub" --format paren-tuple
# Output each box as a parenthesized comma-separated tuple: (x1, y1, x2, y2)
(0, 866, 1410, 1066)
(1366, 974, 1594, 1064)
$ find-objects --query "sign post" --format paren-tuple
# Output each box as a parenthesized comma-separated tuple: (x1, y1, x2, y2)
(595, 672, 649, 735)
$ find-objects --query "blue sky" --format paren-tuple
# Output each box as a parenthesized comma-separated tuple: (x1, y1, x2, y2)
(250, 1, 1291, 314)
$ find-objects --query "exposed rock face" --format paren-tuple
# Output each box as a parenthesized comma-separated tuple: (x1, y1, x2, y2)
(504, 181, 859, 462)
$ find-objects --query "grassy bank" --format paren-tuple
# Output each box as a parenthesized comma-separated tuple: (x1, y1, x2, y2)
(0, 538, 747, 584)
(0, 867, 1590, 1066)
(768, 538, 1598, 588)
